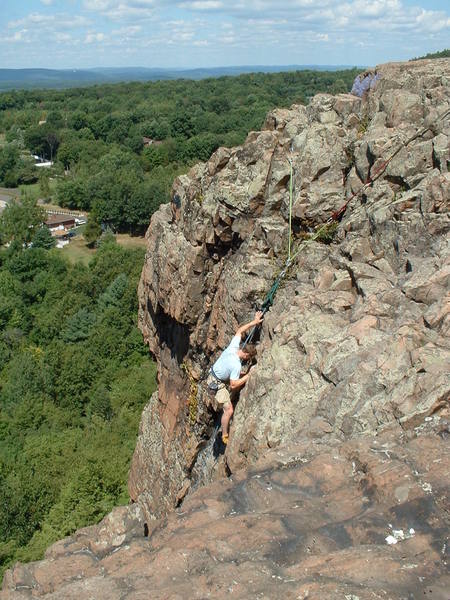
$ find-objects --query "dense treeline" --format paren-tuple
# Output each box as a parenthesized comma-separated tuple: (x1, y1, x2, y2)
(412, 48, 450, 60)
(0, 69, 359, 233)
(0, 230, 156, 579)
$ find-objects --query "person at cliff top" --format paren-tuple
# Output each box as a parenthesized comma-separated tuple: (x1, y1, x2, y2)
(207, 311, 264, 445)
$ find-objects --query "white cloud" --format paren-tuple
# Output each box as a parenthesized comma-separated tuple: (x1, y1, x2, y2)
(83, 0, 115, 9)
(83, 0, 158, 20)
(414, 8, 450, 32)
(111, 25, 142, 34)
(1, 0, 449, 68)
(123, 0, 157, 5)
(86, 0, 157, 7)
(3, 12, 91, 54)
(9, 13, 90, 30)
(85, 32, 107, 43)
(55, 32, 74, 43)
(5, 30, 28, 43)
(172, 0, 450, 37)
(8, 14, 43, 27)
(36, 0, 450, 39)
(179, 1, 223, 9)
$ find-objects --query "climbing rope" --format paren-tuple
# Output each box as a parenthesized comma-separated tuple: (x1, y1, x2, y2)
(288, 158, 294, 262)
(196, 105, 449, 453)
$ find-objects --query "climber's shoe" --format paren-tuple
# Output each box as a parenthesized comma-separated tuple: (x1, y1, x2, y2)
(222, 433, 229, 445)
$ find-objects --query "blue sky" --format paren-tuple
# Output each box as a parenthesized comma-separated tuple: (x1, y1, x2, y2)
(1, 0, 449, 69)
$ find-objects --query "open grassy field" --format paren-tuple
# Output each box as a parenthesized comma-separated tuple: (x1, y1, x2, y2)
(2, 182, 87, 217)
(20, 179, 58, 200)
(60, 233, 146, 264)
(1, 181, 58, 203)
(115, 233, 147, 249)
(60, 235, 96, 265)
(19, 182, 40, 198)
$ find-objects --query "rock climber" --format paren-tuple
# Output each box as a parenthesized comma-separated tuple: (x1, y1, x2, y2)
(207, 311, 264, 445)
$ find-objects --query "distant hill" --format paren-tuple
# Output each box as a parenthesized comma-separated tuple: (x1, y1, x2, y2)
(0, 65, 360, 92)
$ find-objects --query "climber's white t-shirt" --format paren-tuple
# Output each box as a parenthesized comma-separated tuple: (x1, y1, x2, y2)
(212, 335, 241, 382)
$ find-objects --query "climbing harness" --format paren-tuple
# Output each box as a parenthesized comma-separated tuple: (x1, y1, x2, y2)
(207, 366, 224, 392)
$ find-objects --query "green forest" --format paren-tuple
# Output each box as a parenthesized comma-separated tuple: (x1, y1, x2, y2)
(0, 227, 156, 578)
(0, 69, 359, 234)
(0, 68, 360, 579)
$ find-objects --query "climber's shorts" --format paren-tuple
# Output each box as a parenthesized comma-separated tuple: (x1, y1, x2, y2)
(206, 373, 231, 407)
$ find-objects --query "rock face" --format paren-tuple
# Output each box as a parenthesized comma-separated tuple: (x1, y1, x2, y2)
(130, 57, 450, 517)
(2, 422, 449, 599)
(2, 58, 450, 599)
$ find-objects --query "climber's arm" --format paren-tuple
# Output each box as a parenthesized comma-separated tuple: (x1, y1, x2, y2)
(229, 372, 251, 391)
(235, 311, 264, 339)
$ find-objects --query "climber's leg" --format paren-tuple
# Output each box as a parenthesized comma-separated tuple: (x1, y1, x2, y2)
(221, 402, 234, 444)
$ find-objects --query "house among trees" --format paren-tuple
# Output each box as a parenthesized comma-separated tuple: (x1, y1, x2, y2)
(142, 137, 163, 147)
(45, 214, 76, 232)
(51, 228, 71, 248)
(45, 214, 76, 248)
(32, 154, 54, 168)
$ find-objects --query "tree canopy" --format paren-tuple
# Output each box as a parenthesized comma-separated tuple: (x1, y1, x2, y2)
(0, 235, 156, 580)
